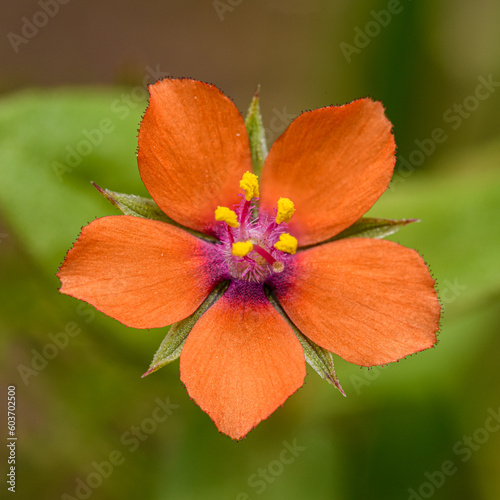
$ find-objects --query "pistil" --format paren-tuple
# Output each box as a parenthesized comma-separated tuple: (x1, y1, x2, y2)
(252, 244, 278, 265)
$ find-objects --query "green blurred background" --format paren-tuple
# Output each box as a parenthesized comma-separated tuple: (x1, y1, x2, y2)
(1, 1, 500, 499)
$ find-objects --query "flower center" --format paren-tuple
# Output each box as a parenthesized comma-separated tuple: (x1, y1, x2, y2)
(214, 172, 297, 283)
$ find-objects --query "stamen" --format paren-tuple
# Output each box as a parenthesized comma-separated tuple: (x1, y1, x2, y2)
(215, 206, 239, 228)
(232, 240, 253, 257)
(239, 171, 259, 201)
(239, 198, 250, 231)
(226, 225, 234, 245)
(275, 198, 295, 224)
(274, 233, 297, 254)
(262, 221, 277, 240)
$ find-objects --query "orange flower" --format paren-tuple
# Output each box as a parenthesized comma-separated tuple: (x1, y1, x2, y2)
(58, 79, 441, 440)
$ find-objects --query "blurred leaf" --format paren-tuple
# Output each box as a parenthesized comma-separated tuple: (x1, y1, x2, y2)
(0, 87, 146, 274)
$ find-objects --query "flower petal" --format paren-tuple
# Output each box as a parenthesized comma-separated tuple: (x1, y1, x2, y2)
(180, 282, 306, 439)
(259, 98, 396, 246)
(58, 216, 215, 329)
(138, 79, 253, 233)
(274, 238, 440, 366)
(142, 281, 229, 377)
(266, 289, 345, 395)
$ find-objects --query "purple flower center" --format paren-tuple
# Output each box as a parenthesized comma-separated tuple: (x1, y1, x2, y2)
(215, 196, 295, 283)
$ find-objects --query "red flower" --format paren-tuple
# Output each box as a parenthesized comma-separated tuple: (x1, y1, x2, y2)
(58, 79, 440, 439)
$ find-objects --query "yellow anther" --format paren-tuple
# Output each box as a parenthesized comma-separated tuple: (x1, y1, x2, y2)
(274, 233, 297, 255)
(239, 171, 260, 201)
(276, 198, 295, 224)
(215, 206, 239, 228)
(232, 240, 253, 257)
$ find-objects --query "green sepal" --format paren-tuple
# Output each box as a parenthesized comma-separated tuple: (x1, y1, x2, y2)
(93, 182, 218, 243)
(142, 281, 230, 377)
(332, 217, 419, 240)
(266, 289, 345, 396)
(245, 86, 268, 177)
(301, 217, 419, 250)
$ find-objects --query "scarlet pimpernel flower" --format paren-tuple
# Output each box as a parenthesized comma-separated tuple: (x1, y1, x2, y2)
(58, 78, 441, 439)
